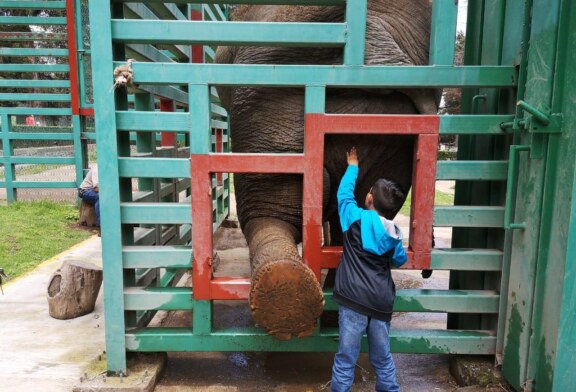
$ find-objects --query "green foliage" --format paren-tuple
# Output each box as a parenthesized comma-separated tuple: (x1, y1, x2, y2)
(0, 201, 92, 281)
(399, 189, 454, 216)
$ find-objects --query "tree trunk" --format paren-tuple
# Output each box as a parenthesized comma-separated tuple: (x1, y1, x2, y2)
(79, 200, 97, 227)
(47, 261, 103, 320)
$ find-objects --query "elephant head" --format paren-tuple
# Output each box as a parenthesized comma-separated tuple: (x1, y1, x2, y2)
(215, 1, 438, 340)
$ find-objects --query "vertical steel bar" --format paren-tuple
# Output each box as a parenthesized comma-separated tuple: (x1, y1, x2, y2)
(88, 0, 127, 374)
(303, 87, 325, 280)
(65, 0, 80, 115)
(0, 114, 16, 202)
(189, 83, 212, 334)
(343, 0, 367, 66)
(409, 133, 438, 269)
(429, 0, 458, 65)
(72, 115, 84, 190)
(160, 99, 176, 147)
(304, 85, 326, 114)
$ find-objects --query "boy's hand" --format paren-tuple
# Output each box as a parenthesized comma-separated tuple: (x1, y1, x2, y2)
(347, 147, 359, 166)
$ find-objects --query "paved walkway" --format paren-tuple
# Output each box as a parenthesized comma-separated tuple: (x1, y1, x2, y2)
(0, 236, 105, 392)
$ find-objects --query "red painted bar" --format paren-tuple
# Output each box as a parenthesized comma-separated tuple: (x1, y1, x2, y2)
(190, 155, 214, 299)
(305, 113, 440, 271)
(407, 133, 438, 269)
(190, 9, 204, 63)
(195, 153, 306, 174)
(316, 114, 440, 135)
(302, 114, 325, 280)
(210, 277, 251, 300)
(191, 114, 439, 301)
(79, 108, 94, 116)
(216, 129, 223, 184)
(160, 99, 176, 146)
(65, 0, 80, 115)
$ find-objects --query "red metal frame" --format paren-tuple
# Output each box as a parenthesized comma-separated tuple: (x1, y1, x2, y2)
(65, 0, 81, 115)
(160, 99, 176, 146)
(191, 114, 439, 300)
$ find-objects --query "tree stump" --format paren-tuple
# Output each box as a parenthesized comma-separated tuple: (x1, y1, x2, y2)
(79, 200, 97, 227)
(47, 261, 103, 320)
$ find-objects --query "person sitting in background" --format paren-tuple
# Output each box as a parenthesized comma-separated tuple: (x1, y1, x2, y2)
(79, 165, 100, 233)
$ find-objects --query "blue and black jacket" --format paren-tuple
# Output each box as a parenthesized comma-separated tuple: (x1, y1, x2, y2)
(333, 165, 407, 322)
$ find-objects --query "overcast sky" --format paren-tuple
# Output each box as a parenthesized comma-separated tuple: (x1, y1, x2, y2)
(457, 0, 468, 33)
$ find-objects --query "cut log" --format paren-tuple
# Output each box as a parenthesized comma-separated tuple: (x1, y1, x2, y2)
(79, 200, 97, 227)
(47, 261, 103, 320)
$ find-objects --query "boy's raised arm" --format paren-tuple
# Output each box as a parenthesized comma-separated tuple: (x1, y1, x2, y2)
(338, 148, 362, 231)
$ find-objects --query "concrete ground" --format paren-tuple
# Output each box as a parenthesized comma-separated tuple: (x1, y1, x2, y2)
(0, 180, 503, 391)
(0, 236, 105, 392)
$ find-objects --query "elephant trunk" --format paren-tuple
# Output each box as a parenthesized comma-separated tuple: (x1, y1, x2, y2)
(244, 217, 324, 340)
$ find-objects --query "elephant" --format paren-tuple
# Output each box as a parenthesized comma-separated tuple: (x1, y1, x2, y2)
(215, 1, 439, 340)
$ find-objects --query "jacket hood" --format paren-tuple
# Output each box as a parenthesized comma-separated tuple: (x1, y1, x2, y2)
(360, 210, 403, 256)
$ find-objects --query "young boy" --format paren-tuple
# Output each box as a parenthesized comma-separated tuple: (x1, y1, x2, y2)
(331, 147, 407, 392)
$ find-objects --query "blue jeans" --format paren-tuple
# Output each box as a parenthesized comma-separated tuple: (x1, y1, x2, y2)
(331, 305, 400, 392)
(80, 189, 100, 226)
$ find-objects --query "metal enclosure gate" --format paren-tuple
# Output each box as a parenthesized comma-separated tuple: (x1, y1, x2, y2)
(0, 0, 95, 201)
(89, 1, 576, 390)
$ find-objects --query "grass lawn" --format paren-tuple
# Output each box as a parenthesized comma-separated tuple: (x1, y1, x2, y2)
(0, 201, 93, 282)
(399, 189, 454, 216)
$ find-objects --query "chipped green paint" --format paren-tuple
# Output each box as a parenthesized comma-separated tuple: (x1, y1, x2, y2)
(503, 304, 523, 391)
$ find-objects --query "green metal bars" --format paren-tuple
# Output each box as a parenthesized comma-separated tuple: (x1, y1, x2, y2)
(87, 0, 521, 376)
(89, 2, 576, 391)
(0, 0, 94, 202)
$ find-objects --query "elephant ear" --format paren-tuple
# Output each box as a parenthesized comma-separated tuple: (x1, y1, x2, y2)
(214, 46, 237, 111)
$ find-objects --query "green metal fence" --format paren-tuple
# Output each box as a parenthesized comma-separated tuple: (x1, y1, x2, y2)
(0, 0, 93, 203)
(10, 0, 570, 390)
(89, 0, 512, 372)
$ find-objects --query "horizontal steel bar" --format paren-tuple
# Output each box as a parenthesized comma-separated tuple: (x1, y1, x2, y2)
(8, 156, 74, 164)
(126, 327, 496, 354)
(436, 161, 508, 180)
(439, 115, 514, 134)
(210, 103, 227, 117)
(123, 246, 192, 268)
(135, 84, 189, 105)
(192, 153, 305, 174)
(394, 289, 499, 313)
(116, 111, 189, 132)
(112, 20, 346, 46)
(0, 0, 66, 9)
(324, 289, 499, 313)
(0, 64, 69, 72)
(0, 93, 71, 102)
(124, 287, 193, 310)
(113, 0, 345, 4)
(0, 32, 68, 41)
(10, 181, 76, 188)
(210, 119, 228, 129)
(434, 206, 505, 227)
(0, 80, 70, 88)
(0, 16, 66, 25)
(0, 48, 68, 57)
(126, 44, 176, 63)
(430, 249, 503, 271)
(120, 203, 191, 224)
(130, 63, 517, 87)
(318, 114, 439, 134)
(118, 158, 189, 178)
(0, 107, 72, 115)
(7, 133, 73, 141)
